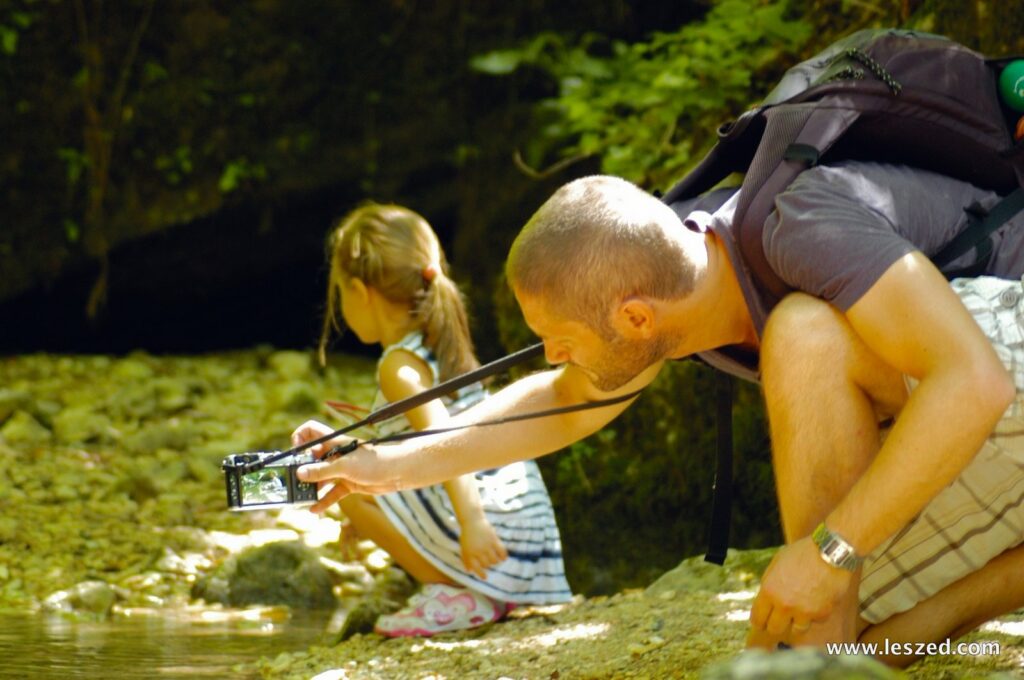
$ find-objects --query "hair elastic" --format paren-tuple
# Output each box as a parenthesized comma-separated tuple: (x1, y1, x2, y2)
(422, 263, 440, 282)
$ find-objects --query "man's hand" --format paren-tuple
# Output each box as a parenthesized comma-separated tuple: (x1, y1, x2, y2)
(291, 419, 353, 459)
(750, 536, 854, 638)
(291, 419, 401, 512)
(459, 516, 508, 578)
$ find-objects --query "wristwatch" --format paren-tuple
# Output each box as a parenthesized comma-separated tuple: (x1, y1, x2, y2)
(812, 522, 863, 572)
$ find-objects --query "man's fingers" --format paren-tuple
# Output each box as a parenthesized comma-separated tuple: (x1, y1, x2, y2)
(792, 619, 812, 635)
(297, 461, 337, 483)
(309, 483, 350, 513)
(765, 608, 792, 638)
(749, 596, 771, 631)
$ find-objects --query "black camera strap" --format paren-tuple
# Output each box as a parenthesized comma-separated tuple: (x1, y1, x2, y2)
(322, 386, 643, 457)
(241, 342, 644, 472)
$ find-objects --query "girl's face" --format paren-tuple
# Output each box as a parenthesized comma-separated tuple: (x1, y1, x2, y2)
(339, 276, 377, 344)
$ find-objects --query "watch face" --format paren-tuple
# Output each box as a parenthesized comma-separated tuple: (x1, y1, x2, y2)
(814, 524, 862, 571)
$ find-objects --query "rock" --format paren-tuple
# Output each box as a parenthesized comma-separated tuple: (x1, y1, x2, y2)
(192, 540, 336, 609)
(0, 410, 52, 445)
(152, 377, 195, 412)
(52, 405, 115, 444)
(331, 567, 417, 643)
(269, 380, 321, 414)
(701, 648, 901, 679)
(108, 383, 158, 420)
(122, 421, 202, 453)
(0, 388, 31, 424)
(111, 356, 155, 381)
(43, 580, 118, 618)
(646, 548, 776, 597)
(267, 350, 313, 379)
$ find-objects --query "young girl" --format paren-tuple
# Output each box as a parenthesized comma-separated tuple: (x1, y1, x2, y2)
(306, 203, 571, 637)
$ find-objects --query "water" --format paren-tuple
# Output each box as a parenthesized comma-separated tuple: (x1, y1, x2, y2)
(0, 611, 332, 679)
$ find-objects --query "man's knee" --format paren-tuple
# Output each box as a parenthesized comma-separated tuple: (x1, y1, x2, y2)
(762, 293, 849, 382)
(762, 293, 905, 413)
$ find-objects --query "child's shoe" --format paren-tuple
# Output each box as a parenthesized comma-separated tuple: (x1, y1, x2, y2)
(374, 583, 512, 637)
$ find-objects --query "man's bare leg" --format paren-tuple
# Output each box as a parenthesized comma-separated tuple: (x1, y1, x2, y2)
(749, 294, 908, 648)
(857, 542, 1024, 666)
(338, 494, 456, 585)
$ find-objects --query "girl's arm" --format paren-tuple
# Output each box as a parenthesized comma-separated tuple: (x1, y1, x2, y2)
(378, 349, 507, 576)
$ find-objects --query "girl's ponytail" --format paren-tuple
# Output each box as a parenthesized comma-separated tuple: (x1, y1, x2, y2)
(415, 264, 479, 382)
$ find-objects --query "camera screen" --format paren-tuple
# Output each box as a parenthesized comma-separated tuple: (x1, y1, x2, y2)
(240, 467, 289, 505)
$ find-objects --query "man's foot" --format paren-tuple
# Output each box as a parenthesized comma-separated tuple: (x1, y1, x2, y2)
(374, 584, 513, 637)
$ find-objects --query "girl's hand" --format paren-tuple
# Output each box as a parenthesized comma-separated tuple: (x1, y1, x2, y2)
(459, 517, 508, 578)
(290, 419, 355, 460)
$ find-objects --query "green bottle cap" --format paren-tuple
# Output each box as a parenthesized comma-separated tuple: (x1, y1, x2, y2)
(999, 60, 1024, 113)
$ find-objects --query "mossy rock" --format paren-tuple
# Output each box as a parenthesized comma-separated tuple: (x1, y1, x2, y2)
(52, 406, 116, 445)
(192, 540, 336, 609)
(647, 548, 776, 596)
(0, 410, 52, 445)
(702, 648, 902, 679)
(0, 389, 32, 425)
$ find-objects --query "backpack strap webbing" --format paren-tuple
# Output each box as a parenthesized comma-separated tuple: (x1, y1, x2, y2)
(704, 370, 734, 565)
(932, 187, 1024, 271)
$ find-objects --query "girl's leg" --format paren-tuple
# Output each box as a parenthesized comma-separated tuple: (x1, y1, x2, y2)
(338, 494, 456, 585)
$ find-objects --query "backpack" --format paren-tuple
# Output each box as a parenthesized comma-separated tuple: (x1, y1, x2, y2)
(664, 28, 1024, 311)
(662, 28, 1024, 565)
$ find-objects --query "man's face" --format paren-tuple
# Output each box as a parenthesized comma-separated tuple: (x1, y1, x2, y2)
(515, 289, 671, 392)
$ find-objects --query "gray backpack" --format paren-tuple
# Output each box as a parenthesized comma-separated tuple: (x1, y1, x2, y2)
(664, 28, 1024, 308)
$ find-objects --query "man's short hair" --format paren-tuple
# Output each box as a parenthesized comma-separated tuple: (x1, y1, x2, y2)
(506, 175, 697, 335)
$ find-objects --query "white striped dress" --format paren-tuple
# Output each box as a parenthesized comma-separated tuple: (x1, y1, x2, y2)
(370, 332, 572, 605)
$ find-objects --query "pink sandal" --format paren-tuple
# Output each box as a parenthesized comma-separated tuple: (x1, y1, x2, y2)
(374, 584, 513, 637)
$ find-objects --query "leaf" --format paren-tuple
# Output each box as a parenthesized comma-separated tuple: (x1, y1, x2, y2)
(0, 26, 16, 55)
(469, 49, 524, 75)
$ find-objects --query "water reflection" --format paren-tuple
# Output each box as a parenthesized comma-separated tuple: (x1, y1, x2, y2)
(0, 611, 331, 679)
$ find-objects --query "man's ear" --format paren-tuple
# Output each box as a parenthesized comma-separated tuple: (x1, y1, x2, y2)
(611, 297, 656, 339)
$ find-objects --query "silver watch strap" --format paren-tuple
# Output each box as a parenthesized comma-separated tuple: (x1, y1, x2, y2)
(812, 522, 863, 572)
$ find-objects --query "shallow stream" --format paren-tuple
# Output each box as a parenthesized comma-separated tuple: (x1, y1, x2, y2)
(0, 610, 331, 679)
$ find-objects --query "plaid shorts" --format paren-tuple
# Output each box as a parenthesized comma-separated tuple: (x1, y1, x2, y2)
(859, 276, 1024, 624)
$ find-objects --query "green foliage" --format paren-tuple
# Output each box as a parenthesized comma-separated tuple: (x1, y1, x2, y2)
(0, 5, 33, 56)
(218, 157, 267, 194)
(57, 147, 88, 185)
(471, 0, 813, 189)
(154, 145, 193, 186)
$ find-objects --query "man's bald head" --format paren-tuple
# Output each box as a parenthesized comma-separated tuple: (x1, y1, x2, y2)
(506, 175, 698, 336)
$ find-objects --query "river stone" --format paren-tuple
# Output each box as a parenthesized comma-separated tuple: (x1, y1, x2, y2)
(646, 548, 776, 596)
(0, 389, 31, 424)
(192, 540, 336, 609)
(52, 405, 115, 444)
(331, 567, 417, 643)
(122, 421, 202, 453)
(267, 350, 312, 379)
(269, 380, 321, 414)
(0, 410, 52, 445)
(111, 356, 155, 381)
(702, 648, 901, 679)
(152, 377, 194, 412)
(43, 580, 118, 617)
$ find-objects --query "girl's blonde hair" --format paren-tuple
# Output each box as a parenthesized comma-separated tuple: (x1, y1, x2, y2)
(319, 203, 479, 382)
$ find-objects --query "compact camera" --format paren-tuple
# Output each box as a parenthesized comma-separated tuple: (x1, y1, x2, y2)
(221, 451, 319, 511)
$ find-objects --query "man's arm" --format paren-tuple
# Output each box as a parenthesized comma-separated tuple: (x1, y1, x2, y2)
(830, 252, 1015, 554)
(750, 251, 1015, 638)
(297, 359, 662, 509)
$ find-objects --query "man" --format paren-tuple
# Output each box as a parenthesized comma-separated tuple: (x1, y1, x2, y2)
(295, 161, 1024, 664)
